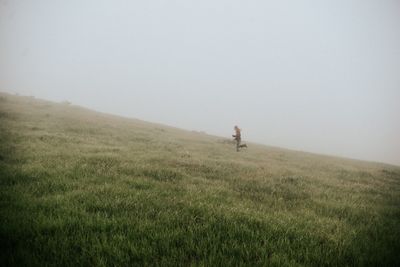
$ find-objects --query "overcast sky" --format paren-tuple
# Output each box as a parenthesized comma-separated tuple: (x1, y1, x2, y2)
(1, 0, 399, 166)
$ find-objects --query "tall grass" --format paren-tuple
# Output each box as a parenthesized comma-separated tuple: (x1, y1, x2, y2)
(1, 93, 399, 266)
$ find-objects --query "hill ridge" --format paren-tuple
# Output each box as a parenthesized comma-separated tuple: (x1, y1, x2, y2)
(1, 91, 397, 168)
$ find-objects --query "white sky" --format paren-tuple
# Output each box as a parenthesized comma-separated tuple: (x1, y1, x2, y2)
(1, 0, 399, 166)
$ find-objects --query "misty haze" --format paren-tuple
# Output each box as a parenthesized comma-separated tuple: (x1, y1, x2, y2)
(1, 0, 399, 166)
(1, 1, 400, 266)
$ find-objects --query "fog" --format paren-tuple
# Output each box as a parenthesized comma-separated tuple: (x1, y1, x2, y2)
(1, 0, 399, 166)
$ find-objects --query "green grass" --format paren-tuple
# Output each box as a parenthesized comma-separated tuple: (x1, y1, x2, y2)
(1, 92, 399, 266)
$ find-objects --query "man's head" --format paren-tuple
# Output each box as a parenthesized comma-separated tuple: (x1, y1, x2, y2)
(234, 125, 239, 130)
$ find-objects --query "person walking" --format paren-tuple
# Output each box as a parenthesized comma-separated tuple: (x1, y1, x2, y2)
(232, 125, 247, 152)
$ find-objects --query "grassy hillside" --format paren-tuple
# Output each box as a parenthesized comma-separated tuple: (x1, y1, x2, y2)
(1, 92, 399, 266)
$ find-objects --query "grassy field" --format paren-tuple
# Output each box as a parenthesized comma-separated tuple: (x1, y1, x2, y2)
(1, 92, 399, 266)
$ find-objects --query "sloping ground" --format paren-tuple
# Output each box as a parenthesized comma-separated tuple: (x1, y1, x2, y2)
(0, 92, 399, 266)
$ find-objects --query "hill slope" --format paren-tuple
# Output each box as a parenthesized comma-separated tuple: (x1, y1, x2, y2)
(1, 92, 399, 266)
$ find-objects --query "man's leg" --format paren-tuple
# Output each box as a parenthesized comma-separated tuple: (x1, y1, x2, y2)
(236, 139, 240, 152)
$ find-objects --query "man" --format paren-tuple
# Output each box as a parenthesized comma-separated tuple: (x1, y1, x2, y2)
(232, 125, 247, 152)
